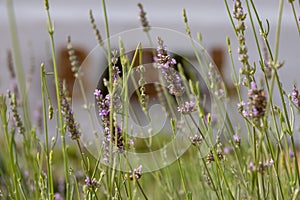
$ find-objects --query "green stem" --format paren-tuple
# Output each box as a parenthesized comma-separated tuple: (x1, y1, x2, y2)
(291, 135, 300, 186)
(289, 2, 300, 37)
(274, 0, 284, 62)
(177, 158, 190, 199)
(0, 96, 20, 199)
(171, 122, 189, 199)
(6, 0, 31, 131)
(223, 0, 237, 37)
(200, 156, 221, 200)
(44, 1, 70, 199)
(40, 64, 54, 199)
(136, 180, 148, 200)
(101, 0, 114, 196)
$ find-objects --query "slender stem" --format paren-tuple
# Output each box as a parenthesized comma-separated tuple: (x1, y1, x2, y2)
(289, 2, 300, 37)
(136, 181, 148, 200)
(274, 0, 284, 61)
(200, 156, 221, 200)
(0, 96, 20, 200)
(76, 139, 93, 178)
(101, 1, 114, 196)
(78, 77, 96, 132)
(171, 121, 189, 199)
(40, 64, 54, 199)
(226, 37, 250, 191)
(6, 0, 31, 130)
(223, 0, 237, 37)
(44, 1, 70, 199)
(177, 158, 189, 199)
(291, 135, 300, 186)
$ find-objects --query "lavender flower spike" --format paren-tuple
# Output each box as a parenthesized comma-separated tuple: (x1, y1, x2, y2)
(60, 85, 81, 140)
(94, 88, 125, 163)
(178, 101, 197, 114)
(155, 37, 184, 96)
(137, 3, 150, 32)
(291, 85, 300, 106)
(241, 81, 267, 126)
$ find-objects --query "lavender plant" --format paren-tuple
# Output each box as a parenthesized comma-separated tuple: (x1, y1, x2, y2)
(0, 0, 300, 199)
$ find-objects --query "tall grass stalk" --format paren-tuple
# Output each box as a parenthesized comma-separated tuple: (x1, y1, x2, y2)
(0, 94, 20, 199)
(44, 0, 70, 199)
(40, 64, 54, 199)
(6, 0, 31, 131)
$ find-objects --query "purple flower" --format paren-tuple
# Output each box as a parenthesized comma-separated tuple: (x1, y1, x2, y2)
(178, 100, 197, 115)
(85, 176, 99, 188)
(291, 85, 300, 106)
(94, 89, 125, 163)
(290, 150, 295, 158)
(242, 110, 248, 117)
(103, 157, 109, 163)
(137, 3, 150, 32)
(155, 37, 184, 96)
(269, 159, 274, 166)
(128, 165, 143, 180)
(85, 176, 91, 186)
(233, 134, 239, 142)
(129, 139, 134, 146)
(241, 82, 267, 126)
(249, 162, 255, 170)
(252, 108, 259, 116)
(250, 81, 257, 90)
(54, 193, 63, 200)
(189, 135, 202, 145)
(99, 109, 110, 116)
(232, 134, 241, 147)
(112, 65, 121, 80)
(60, 86, 81, 140)
(94, 89, 101, 97)
(223, 147, 232, 154)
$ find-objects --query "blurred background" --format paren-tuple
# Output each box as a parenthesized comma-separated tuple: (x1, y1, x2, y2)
(0, 0, 299, 140)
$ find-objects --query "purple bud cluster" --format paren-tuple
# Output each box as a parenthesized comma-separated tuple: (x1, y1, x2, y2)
(233, 0, 254, 85)
(291, 85, 300, 107)
(155, 37, 184, 96)
(249, 159, 274, 174)
(137, 3, 150, 32)
(127, 165, 142, 180)
(232, 134, 240, 147)
(60, 87, 81, 140)
(239, 82, 267, 126)
(207, 150, 224, 164)
(85, 176, 99, 188)
(178, 101, 197, 115)
(54, 193, 63, 200)
(94, 89, 124, 163)
(112, 50, 121, 81)
(262, 45, 272, 78)
(189, 135, 202, 145)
